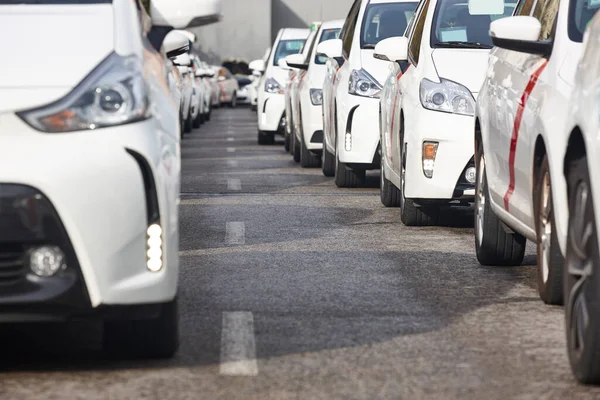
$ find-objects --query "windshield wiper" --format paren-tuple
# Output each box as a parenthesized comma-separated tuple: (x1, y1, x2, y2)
(433, 41, 492, 49)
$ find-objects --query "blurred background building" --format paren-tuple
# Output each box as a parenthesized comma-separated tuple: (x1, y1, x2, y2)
(191, 0, 353, 66)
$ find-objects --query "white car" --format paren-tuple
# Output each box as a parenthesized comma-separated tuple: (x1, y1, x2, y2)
(215, 66, 240, 107)
(191, 54, 212, 124)
(318, 0, 418, 188)
(249, 47, 271, 111)
(374, 0, 515, 226)
(256, 28, 310, 145)
(0, 0, 219, 358)
(235, 75, 253, 105)
(563, 9, 600, 384)
(289, 19, 344, 168)
(173, 54, 195, 135)
(475, 0, 597, 306)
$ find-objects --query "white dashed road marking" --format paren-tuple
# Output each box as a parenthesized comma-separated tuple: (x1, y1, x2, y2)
(227, 137, 235, 142)
(225, 221, 245, 245)
(220, 311, 258, 376)
(227, 179, 242, 191)
(227, 147, 236, 153)
(227, 159, 239, 167)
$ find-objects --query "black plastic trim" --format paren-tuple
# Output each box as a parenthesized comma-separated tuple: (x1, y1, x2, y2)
(126, 149, 161, 225)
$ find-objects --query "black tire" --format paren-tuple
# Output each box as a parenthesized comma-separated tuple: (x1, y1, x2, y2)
(103, 298, 179, 359)
(284, 130, 290, 152)
(535, 155, 564, 305)
(474, 142, 526, 266)
(258, 131, 274, 145)
(380, 163, 401, 207)
(300, 136, 320, 168)
(184, 114, 192, 134)
(322, 145, 335, 177)
(293, 133, 301, 163)
(193, 111, 202, 129)
(206, 110, 211, 121)
(334, 151, 365, 188)
(565, 155, 600, 384)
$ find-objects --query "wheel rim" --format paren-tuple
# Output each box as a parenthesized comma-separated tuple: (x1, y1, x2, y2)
(567, 179, 594, 360)
(540, 171, 552, 283)
(476, 154, 486, 246)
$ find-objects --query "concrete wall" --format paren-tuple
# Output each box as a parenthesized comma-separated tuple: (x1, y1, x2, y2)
(192, 0, 354, 65)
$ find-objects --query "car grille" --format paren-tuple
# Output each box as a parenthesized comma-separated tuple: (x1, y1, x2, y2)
(0, 243, 26, 286)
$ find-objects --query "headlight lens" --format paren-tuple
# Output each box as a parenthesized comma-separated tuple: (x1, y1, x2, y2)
(310, 88, 323, 105)
(419, 78, 475, 116)
(265, 77, 283, 94)
(18, 52, 150, 133)
(348, 68, 382, 98)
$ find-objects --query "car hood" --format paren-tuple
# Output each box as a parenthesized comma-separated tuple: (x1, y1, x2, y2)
(0, 4, 114, 112)
(430, 49, 490, 94)
(360, 49, 394, 87)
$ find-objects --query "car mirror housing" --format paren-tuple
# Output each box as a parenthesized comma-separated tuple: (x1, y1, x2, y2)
(373, 36, 409, 63)
(316, 39, 343, 59)
(151, 0, 223, 29)
(490, 16, 552, 56)
(162, 30, 190, 59)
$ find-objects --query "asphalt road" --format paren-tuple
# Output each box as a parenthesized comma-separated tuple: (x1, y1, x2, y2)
(1, 107, 600, 399)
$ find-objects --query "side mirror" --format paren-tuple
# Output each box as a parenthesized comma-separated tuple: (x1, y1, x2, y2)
(151, 0, 223, 29)
(278, 58, 290, 69)
(162, 30, 190, 59)
(490, 16, 551, 55)
(373, 36, 409, 63)
(173, 53, 192, 67)
(316, 39, 343, 59)
(176, 30, 197, 43)
(249, 59, 266, 73)
(286, 53, 308, 70)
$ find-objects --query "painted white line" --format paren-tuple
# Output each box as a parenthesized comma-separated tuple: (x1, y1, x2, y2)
(227, 159, 239, 167)
(227, 147, 236, 153)
(225, 221, 245, 245)
(220, 312, 258, 376)
(227, 179, 242, 191)
(227, 137, 235, 142)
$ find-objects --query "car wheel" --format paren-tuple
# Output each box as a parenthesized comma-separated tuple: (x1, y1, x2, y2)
(300, 137, 320, 168)
(322, 145, 335, 177)
(184, 114, 193, 133)
(535, 155, 564, 305)
(258, 131, 274, 145)
(102, 297, 179, 359)
(399, 144, 438, 226)
(380, 158, 401, 207)
(293, 133, 301, 163)
(229, 92, 237, 108)
(474, 141, 526, 265)
(334, 149, 365, 188)
(565, 154, 600, 384)
(193, 112, 202, 129)
(284, 130, 290, 152)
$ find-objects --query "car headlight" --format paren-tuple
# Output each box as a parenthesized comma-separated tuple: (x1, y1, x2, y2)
(265, 77, 284, 94)
(419, 78, 475, 116)
(348, 69, 382, 98)
(19, 53, 151, 133)
(310, 88, 323, 105)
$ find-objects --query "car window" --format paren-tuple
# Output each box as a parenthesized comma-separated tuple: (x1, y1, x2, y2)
(532, 0, 560, 40)
(568, 0, 600, 42)
(340, 0, 362, 57)
(273, 39, 306, 66)
(360, 2, 418, 49)
(408, 0, 431, 65)
(315, 27, 342, 65)
(430, 0, 517, 48)
(515, 0, 536, 16)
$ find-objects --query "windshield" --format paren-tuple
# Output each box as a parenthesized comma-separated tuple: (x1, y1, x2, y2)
(273, 39, 306, 66)
(360, 2, 418, 49)
(569, 0, 600, 42)
(431, 0, 517, 48)
(315, 27, 342, 65)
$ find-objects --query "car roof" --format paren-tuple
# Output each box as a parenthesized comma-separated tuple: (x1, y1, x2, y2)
(321, 19, 345, 29)
(280, 28, 310, 40)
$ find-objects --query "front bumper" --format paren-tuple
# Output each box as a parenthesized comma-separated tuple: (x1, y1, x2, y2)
(259, 93, 285, 133)
(337, 95, 380, 167)
(300, 98, 324, 151)
(404, 108, 475, 200)
(0, 114, 180, 314)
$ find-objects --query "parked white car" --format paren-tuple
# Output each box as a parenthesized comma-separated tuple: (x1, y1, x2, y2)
(256, 28, 310, 145)
(249, 47, 271, 111)
(288, 20, 344, 167)
(0, 0, 219, 358)
(475, 0, 596, 306)
(215, 66, 239, 107)
(318, 0, 418, 187)
(563, 9, 600, 384)
(173, 55, 194, 135)
(191, 53, 212, 124)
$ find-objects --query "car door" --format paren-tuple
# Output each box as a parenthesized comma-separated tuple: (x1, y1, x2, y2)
(395, 0, 431, 178)
(492, 0, 559, 227)
(333, 0, 362, 153)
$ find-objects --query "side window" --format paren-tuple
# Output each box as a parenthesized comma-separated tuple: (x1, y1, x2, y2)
(533, 0, 560, 40)
(515, 0, 536, 16)
(340, 0, 362, 58)
(408, 0, 431, 65)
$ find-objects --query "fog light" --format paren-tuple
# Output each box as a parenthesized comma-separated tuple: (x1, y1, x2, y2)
(146, 223, 163, 272)
(345, 132, 352, 151)
(29, 246, 66, 277)
(465, 167, 476, 184)
(422, 141, 439, 179)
